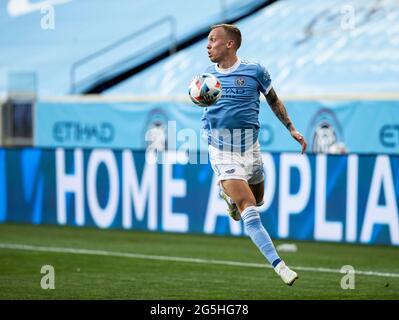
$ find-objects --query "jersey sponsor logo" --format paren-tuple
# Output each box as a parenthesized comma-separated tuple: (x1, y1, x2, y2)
(235, 77, 246, 87)
(222, 87, 246, 98)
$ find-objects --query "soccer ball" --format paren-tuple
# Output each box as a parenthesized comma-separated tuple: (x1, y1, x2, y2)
(188, 73, 222, 107)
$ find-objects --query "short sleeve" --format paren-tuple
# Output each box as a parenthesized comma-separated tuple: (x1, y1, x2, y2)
(257, 64, 272, 94)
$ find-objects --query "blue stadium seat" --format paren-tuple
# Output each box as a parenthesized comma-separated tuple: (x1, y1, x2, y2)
(106, 0, 399, 96)
(0, 0, 265, 96)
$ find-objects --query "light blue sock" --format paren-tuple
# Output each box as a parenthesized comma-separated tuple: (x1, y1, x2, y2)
(241, 206, 281, 267)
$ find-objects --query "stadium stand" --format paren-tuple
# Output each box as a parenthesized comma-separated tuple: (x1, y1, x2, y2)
(106, 0, 399, 96)
(0, 0, 269, 96)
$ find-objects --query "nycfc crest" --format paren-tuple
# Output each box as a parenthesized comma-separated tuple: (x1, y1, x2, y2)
(235, 77, 246, 86)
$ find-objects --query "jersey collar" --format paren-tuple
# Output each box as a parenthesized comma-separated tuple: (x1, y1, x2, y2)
(215, 57, 241, 74)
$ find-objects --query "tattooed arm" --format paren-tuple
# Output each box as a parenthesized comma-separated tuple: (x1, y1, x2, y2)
(264, 88, 307, 154)
(265, 88, 293, 130)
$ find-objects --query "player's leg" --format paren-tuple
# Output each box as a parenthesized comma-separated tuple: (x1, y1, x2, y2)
(246, 140, 265, 207)
(221, 180, 298, 285)
(209, 143, 245, 221)
(220, 179, 263, 221)
(219, 187, 241, 221)
(220, 179, 256, 212)
(221, 180, 287, 274)
(249, 181, 264, 207)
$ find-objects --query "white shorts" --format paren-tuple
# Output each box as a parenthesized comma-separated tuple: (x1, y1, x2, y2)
(208, 141, 264, 185)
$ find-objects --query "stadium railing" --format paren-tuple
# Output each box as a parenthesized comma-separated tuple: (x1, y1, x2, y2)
(70, 16, 177, 94)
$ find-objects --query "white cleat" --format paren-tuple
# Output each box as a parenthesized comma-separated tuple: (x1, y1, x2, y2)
(274, 261, 298, 286)
(219, 190, 241, 221)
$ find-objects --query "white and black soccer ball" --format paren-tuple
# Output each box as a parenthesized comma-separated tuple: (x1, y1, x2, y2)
(188, 73, 222, 107)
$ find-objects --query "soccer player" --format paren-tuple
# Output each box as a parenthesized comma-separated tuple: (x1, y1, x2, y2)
(203, 24, 307, 286)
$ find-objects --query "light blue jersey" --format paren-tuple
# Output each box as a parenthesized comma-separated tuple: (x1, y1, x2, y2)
(201, 58, 272, 151)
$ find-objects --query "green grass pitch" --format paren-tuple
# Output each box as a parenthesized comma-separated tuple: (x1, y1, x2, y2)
(0, 223, 398, 300)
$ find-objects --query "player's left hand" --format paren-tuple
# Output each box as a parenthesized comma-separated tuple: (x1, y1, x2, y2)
(290, 130, 307, 154)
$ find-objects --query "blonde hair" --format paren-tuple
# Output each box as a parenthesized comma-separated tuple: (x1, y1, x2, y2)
(211, 24, 242, 49)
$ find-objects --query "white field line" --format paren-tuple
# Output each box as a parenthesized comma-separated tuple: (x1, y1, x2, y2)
(1, 243, 398, 278)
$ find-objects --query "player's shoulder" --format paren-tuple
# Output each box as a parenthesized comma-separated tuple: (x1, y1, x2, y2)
(241, 59, 260, 66)
(239, 59, 269, 74)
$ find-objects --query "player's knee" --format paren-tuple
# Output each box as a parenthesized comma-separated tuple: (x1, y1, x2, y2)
(236, 197, 257, 213)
